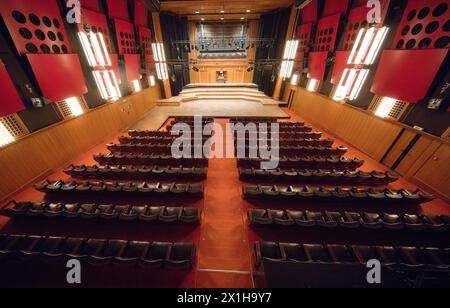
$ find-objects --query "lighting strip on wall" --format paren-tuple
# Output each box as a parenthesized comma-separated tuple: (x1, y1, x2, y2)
(280, 40, 299, 79)
(78, 31, 122, 101)
(334, 26, 389, 102)
(152, 43, 169, 80)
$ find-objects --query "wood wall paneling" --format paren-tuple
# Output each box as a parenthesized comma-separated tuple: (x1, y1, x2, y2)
(287, 84, 450, 201)
(412, 143, 450, 200)
(0, 87, 161, 200)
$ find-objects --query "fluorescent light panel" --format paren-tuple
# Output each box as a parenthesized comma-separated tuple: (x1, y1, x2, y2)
(0, 121, 15, 147)
(65, 97, 84, 116)
(375, 97, 397, 118)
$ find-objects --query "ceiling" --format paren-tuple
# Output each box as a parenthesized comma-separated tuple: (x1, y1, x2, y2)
(160, 0, 294, 20)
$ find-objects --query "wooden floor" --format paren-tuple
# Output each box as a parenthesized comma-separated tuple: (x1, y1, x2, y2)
(130, 99, 289, 131)
(1, 100, 449, 288)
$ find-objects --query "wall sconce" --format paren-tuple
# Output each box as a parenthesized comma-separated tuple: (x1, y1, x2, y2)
(291, 74, 299, 86)
(132, 80, 142, 93)
(306, 78, 320, 92)
(0, 120, 15, 147)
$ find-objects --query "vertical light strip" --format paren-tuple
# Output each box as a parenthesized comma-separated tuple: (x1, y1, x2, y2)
(102, 71, 117, 99)
(0, 120, 15, 147)
(354, 27, 375, 64)
(110, 71, 122, 98)
(349, 69, 369, 100)
(365, 27, 389, 65)
(90, 32, 106, 66)
(333, 69, 350, 101)
(98, 33, 112, 66)
(93, 71, 108, 99)
(78, 32, 97, 66)
(347, 29, 364, 64)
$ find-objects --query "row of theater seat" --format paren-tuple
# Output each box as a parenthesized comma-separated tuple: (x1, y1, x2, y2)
(119, 136, 211, 145)
(35, 180, 204, 198)
(230, 117, 285, 123)
(233, 131, 321, 139)
(64, 165, 208, 180)
(94, 153, 209, 167)
(234, 137, 334, 147)
(243, 185, 435, 205)
(107, 143, 212, 156)
(1, 201, 201, 224)
(254, 241, 450, 270)
(230, 120, 306, 128)
(237, 156, 364, 170)
(129, 130, 186, 138)
(0, 234, 196, 269)
(234, 146, 348, 157)
(239, 168, 399, 185)
(248, 209, 450, 231)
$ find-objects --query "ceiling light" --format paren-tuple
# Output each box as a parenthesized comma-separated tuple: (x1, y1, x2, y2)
(220, 17, 224, 20)
(201, 18, 205, 21)
(220, 10, 225, 13)
(246, 10, 251, 13)
(241, 17, 245, 20)
(195, 11, 200, 14)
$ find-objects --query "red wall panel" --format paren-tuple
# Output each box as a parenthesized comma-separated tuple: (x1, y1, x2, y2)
(313, 14, 341, 53)
(79, 0, 100, 11)
(0, 61, 24, 117)
(322, 0, 349, 18)
(307, 51, 329, 80)
(124, 54, 141, 81)
(26, 54, 88, 102)
(114, 19, 138, 55)
(300, 0, 318, 24)
(106, 0, 130, 22)
(331, 51, 351, 85)
(371, 49, 448, 103)
(0, 0, 71, 55)
(134, 0, 148, 27)
(392, 0, 450, 50)
(138, 26, 155, 74)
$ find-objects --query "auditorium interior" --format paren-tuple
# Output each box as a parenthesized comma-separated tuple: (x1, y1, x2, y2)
(0, 0, 449, 289)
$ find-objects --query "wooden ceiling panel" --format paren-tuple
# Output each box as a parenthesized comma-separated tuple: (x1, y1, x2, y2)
(160, 0, 293, 17)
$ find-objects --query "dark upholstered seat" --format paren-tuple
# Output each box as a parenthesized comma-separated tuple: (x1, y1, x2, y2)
(166, 242, 196, 269)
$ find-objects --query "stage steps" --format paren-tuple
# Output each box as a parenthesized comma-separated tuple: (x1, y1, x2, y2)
(160, 85, 284, 107)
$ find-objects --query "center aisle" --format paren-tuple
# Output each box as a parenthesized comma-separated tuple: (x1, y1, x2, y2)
(195, 119, 253, 288)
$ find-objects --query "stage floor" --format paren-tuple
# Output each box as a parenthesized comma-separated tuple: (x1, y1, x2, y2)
(183, 83, 259, 89)
(130, 99, 289, 131)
